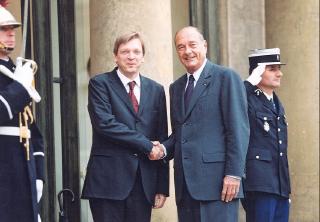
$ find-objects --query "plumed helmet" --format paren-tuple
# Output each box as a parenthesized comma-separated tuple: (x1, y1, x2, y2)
(0, 5, 21, 28)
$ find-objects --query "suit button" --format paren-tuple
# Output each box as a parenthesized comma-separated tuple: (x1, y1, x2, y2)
(255, 155, 260, 159)
(280, 152, 283, 156)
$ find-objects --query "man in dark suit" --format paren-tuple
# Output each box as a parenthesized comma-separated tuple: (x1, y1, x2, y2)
(81, 32, 169, 222)
(242, 48, 291, 222)
(160, 26, 249, 221)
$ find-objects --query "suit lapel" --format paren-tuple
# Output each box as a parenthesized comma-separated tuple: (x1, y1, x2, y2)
(184, 62, 212, 119)
(138, 75, 150, 115)
(175, 75, 188, 121)
(108, 70, 137, 115)
(261, 94, 278, 115)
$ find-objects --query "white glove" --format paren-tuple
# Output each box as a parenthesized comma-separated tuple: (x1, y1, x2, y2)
(36, 179, 44, 203)
(14, 61, 41, 102)
(246, 63, 266, 85)
(38, 214, 42, 222)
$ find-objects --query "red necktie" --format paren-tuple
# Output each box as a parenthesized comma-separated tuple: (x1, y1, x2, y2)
(128, 81, 139, 113)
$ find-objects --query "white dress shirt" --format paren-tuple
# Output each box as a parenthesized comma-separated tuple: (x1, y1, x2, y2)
(117, 69, 141, 103)
(185, 58, 207, 89)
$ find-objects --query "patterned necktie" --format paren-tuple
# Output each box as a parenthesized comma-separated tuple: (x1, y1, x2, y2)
(128, 81, 139, 113)
(184, 75, 195, 111)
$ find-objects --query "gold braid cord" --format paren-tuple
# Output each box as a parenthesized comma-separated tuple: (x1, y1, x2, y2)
(17, 58, 38, 161)
(19, 106, 33, 161)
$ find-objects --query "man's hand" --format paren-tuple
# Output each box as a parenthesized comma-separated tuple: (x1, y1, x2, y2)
(14, 60, 41, 102)
(221, 176, 240, 202)
(153, 194, 166, 209)
(148, 141, 164, 160)
(14, 61, 34, 88)
(247, 63, 266, 85)
(36, 179, 43, 203)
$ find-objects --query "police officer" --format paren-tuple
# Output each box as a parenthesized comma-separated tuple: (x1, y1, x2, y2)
(0, 5, 44, 222)
(242, 48, 291, 222)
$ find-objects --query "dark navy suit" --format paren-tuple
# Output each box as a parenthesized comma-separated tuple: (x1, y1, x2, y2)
(81, 68, 169, 221)
(0, 59, 44, 222)
(163, 60, 249, 221)
(242, 81, 291, 222)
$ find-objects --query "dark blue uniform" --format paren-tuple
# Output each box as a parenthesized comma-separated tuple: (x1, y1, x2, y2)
(0, 58, 44, 222)
(242, 81, 291, 222)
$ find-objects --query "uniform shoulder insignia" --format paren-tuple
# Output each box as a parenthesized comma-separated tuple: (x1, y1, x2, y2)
(254, 88, 263, 96)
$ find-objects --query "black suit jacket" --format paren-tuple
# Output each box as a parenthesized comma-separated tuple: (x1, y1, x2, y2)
(81, 68, 169, 204)
(163, 60, 249, 203)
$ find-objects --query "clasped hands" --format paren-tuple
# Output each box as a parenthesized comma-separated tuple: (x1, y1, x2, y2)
(148, 141, 165, 160)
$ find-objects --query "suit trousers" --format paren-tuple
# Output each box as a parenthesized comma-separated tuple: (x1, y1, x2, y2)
(89, 169, 152, 222)
(177, 178, 239, 222)
(242, 192, 290, 222)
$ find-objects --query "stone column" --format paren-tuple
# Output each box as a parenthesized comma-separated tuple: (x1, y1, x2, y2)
(266, 0, 319, 221)
(225, 0, 265, 78)
(90, 1, 175, 221)
(90, 0, 173, 86)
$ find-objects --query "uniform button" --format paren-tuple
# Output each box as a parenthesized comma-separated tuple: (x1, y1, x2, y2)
(278, 128, 281, 132)
(279, 140, 282, 144)
(133, 153, 138, 156)
(280, 152, 283, 156)
(263, 117, 267, 120)
(255, 155, 260, 159)
(277, 117, 280, 120)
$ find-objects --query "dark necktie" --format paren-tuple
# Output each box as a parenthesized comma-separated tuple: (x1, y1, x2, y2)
(128, 81, 139, 113)
(184, 75, 195, 111)
(270, 98, 276, 111)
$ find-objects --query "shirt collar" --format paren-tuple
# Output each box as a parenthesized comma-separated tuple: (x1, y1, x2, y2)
(263, 91, 273, 101)
(187, 58, 207, 82)
(116, 69, 141, 88)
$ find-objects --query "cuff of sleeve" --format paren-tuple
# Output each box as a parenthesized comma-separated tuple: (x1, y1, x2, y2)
(226, 175, 242, 180)
(160, 144, 167, 159)
(35, 155, 45, 181)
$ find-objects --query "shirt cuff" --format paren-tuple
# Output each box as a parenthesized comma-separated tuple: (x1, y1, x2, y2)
(160, 144, 167, 159)
(226, 175, 242, 180)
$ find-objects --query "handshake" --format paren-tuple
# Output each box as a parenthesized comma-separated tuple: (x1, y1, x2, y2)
(148, 141, 166, 160)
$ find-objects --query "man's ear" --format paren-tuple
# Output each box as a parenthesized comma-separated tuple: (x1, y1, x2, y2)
(114, 54, 118, 64)
(204, 40, 208, 53)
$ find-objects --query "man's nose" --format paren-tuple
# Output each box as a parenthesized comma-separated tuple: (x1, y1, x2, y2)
(185, 45, 192, 54)
(7, 29, 15, 36)
(127, 51, 135, 59)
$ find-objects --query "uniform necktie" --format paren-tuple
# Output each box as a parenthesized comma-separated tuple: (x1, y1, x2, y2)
(270, 98, 276, 111)
(184, 75, 195, 111)
(128, 81, 139, 113)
